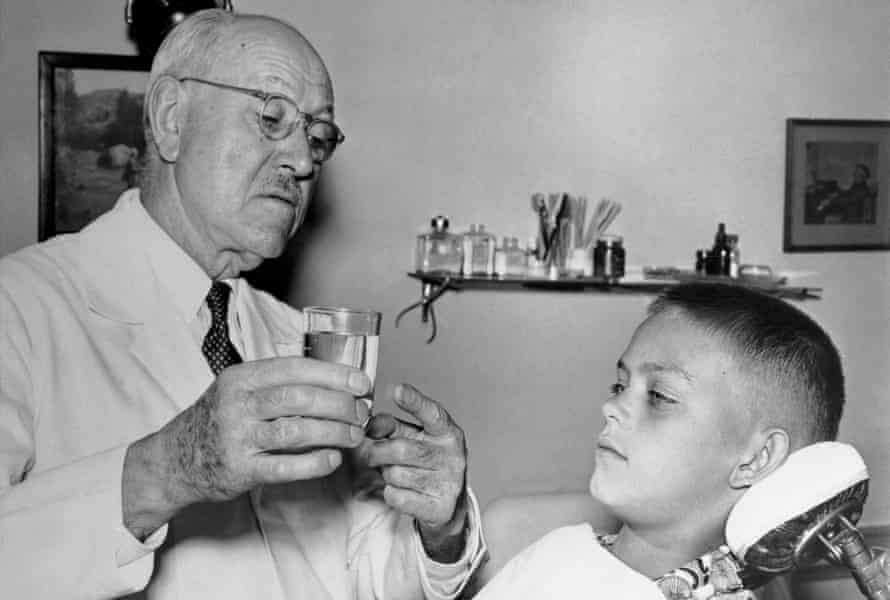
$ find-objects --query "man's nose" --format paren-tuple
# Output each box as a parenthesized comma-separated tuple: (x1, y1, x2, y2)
(275, 130, 315, 178)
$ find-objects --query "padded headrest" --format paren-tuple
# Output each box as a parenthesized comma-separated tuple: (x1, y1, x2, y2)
(725, 441, 868, 559)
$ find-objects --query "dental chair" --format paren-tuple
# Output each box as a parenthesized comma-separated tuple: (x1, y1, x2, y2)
(464, 490, 793, 599)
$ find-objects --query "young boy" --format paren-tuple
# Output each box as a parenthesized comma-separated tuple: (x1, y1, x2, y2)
(474, 282, 845, 599)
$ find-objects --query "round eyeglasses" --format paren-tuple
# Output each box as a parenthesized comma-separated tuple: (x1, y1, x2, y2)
(178, 77, 345, 163)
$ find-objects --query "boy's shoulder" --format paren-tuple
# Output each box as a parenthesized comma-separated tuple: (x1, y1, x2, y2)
(532, 522, 602, 551)
(477, 525, 663, 599)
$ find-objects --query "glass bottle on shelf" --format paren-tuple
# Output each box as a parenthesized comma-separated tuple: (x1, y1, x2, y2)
(727, 234, 740, 278)
(525, 237, 547, 278)
(705, 222, 731, 276)
(504, 237, 528, 276)
(461, 224, 495, 277)
(415, 215, 463, 274)
(494, 236, 510, 278)
(593, 234, 626, 282)
(495, 236, 527, 277)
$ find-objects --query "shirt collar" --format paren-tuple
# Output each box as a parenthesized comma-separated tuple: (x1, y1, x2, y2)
(131, 193, 213, 323)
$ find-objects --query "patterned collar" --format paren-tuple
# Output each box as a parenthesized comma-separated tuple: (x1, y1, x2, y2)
(595, 533, 754, 599)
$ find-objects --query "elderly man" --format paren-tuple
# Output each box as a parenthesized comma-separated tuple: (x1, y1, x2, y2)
(0, 9, 484, 599)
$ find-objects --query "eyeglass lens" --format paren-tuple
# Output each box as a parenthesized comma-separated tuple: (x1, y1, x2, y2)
(260, 97, 341, 162)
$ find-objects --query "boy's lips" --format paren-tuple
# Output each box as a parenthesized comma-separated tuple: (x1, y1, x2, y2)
(596, 436, 627, 460)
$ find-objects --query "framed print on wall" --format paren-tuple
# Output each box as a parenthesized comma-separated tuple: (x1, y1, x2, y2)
(784, 118, 890, 252)
(39, 51, 151, 241)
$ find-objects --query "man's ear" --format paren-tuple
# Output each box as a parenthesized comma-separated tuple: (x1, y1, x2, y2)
(729, 428, 790, 489)
(146, 75, 184, 162)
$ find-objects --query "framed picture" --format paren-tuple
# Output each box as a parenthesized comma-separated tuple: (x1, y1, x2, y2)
(784, 118, 890, 252)
(39, 51, 151, 241)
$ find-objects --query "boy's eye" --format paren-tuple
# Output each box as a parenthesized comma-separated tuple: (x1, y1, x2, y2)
(609, 382, 625, 397)
(648, 390, 677, 408)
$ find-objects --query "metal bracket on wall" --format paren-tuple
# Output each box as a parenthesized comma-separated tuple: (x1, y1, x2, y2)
(394, 275, 456, 344)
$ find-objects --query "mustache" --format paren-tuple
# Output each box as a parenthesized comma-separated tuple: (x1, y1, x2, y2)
(262, 172, 305, 203)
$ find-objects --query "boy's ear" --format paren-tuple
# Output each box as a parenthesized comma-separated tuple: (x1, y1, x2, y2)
(729, 428, 790, 489)
(146, 75, 184, 163)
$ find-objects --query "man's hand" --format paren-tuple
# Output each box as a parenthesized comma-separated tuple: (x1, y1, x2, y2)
(356, 384, 469, 562)
(122, 356, 370, 539)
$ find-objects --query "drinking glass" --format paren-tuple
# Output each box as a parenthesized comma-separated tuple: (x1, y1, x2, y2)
(303, 306, 381, 415)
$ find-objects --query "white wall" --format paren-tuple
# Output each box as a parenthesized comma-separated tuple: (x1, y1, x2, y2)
(2, 0, 889, 535)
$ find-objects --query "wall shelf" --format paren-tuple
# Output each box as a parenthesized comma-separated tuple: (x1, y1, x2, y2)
(396, 271, 822, 343)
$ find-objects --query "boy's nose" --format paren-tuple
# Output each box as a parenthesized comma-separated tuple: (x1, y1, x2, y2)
(601, 394, 629, 424)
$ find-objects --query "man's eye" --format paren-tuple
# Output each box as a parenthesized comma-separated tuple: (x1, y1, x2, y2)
(261, 111, 285, 127)
(260, 99, 290, 128)
(307, 134, 326, 147)
(307, 121, 336, 141)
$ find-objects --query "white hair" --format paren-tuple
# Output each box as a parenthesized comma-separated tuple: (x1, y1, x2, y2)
(149, 8, 237, 84)
(141, 9, 236, 181)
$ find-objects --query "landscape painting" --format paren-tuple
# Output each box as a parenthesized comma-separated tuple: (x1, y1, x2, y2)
(39, 52, 151, 240)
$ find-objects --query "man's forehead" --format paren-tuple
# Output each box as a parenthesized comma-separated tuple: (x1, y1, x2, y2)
(217, 19, 331, 87)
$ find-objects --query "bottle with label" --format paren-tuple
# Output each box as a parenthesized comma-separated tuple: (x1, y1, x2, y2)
(594, 234, 626, 282)
(415, 215, 462, 274)
(705, 223, 731, 276)
(461, 224, 496, 276)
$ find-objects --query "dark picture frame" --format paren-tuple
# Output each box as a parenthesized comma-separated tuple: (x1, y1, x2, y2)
(39, 51, 151, 241)
(784, 118, 890, 252)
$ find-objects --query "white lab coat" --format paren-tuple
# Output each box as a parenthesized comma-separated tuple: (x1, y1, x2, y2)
(0, 191, 484, 599)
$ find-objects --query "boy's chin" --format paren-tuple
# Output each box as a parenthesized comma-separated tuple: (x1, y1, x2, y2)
(589, 469, 640, 524)
(588, 470, 617, 508)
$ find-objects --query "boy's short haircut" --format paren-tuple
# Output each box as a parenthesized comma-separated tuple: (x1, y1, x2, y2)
(648, 282, 844, 444)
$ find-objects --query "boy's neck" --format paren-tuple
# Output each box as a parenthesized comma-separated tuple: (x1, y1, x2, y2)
(609, 523, 724, 580)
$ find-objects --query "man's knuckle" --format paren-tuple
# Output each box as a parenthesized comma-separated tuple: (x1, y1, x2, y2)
(415, 442, 436, 463)
(245, 389, 264, 415)
(413, 471, 429, 489)
(383, 485, 403, 509)
(297, 386, 321, 414)
(268, 418, 296, 446)
(285, 418, 303, 444)
(263, 387, 281, 411)
(394, 466, 415, 486)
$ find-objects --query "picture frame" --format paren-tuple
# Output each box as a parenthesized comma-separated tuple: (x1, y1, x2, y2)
(39, 51, 151, 241)
(784, 118, 890, 252)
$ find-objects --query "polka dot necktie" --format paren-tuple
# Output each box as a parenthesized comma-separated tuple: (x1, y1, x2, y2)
(201, 281, 243, 376)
